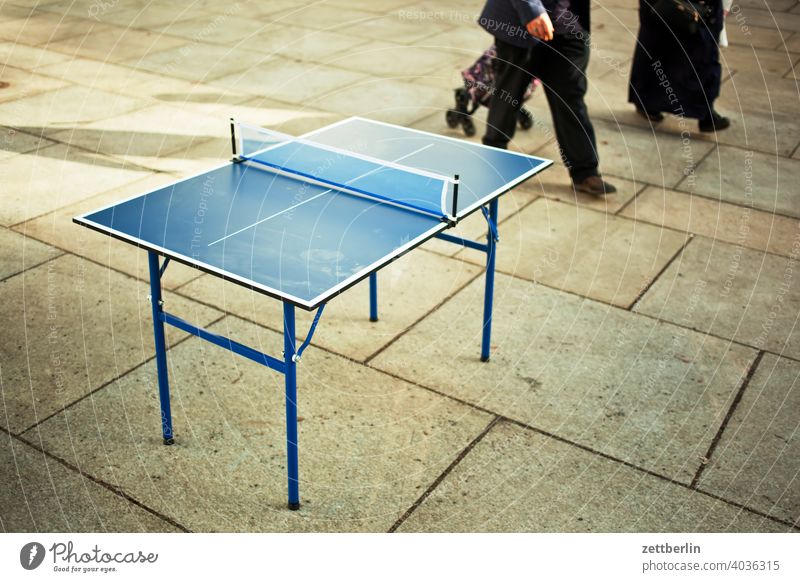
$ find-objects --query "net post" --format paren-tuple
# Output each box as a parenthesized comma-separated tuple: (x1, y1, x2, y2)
(230, 118, 239, 161)
(452, 174, 459, 220)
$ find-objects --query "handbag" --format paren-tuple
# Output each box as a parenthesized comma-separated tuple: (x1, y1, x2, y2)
(651, 0, 710, 36)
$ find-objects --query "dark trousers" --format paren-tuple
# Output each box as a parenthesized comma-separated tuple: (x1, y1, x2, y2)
(483, 36, 599, 182)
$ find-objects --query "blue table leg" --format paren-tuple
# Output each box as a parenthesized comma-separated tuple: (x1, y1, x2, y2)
(147, 251, 174, 445)
(283, 302, 300, 510)
(481, 199, 499, 362)
(369, 272, 378, 322)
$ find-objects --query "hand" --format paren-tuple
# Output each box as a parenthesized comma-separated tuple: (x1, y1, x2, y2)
(526, 13, 554, 41)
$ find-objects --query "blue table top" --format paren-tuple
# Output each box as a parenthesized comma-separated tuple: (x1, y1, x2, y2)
(75, 117, 551, 309)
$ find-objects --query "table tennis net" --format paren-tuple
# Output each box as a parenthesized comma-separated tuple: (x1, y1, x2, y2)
(235, 122, 457, 221)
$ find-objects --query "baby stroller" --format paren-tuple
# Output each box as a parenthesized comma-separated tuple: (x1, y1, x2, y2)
(446, 45, 540, 137)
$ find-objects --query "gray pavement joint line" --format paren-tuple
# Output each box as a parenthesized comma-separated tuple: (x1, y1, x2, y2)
(0, 425, 191, 533)
(367, 364, 800, 531)
(500, 415, 800, 532)
(165, 269, 207, 293)
(419, 194, 541, 261)
(15, 313, 227, 438)
(628, 234, 695, 311)
(789, 138, 800, 159)
(0, 251, 65, 285)
(363, 269, 486, 365)
(671, 141, 718, 193)
(23, 240, 796, 369)
(612, 181, 649, 216)
(387, 415, 501, 533)
(690, 350, 766, 489)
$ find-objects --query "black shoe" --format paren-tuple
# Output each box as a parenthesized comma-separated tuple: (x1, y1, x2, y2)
(698, 111, 730, 132)
(573, 175, 617, 196)
(635, 106, 664, 122)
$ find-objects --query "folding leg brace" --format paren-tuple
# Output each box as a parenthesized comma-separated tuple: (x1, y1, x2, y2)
(147, 251, 325, 509)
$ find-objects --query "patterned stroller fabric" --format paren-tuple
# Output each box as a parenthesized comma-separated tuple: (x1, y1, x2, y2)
(446, 45, 539, 137)
(462, 45, 539, 109)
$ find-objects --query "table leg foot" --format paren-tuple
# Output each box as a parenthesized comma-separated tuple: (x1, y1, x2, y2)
(288, 502, 300, 511)
(163, 437, 175, 446)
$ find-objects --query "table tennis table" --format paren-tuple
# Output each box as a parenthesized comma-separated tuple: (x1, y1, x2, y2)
(74, 116, 551, 510)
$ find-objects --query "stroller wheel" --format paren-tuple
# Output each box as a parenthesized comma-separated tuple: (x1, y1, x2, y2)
(445, 109, 459, 128)
(518, 107, 533, 130)
(462, 117, 476, 137)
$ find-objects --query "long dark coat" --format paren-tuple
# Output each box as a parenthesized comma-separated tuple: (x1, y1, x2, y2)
(628, 0, 724, 119)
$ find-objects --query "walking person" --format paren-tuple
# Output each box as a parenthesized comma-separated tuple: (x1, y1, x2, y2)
(479, 0, 616, 196)
(628, 0, 729, 132)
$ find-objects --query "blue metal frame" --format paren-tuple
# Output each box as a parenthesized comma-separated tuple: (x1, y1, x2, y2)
(481, 199, 499, 361)
(283, 303, 300, 510)
(147, 250, 318, 510)
(369, 272, 378, 322)
(148, 253, 174, 446)
(143, 200, 500, 509)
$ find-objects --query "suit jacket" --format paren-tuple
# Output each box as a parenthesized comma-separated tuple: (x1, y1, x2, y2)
(478, 0, 591, 48)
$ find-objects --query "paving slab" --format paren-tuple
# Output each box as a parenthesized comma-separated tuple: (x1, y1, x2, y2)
(14, 173, 203, 290)
(49, 24, 188, 62)
(329, 0, 421, 11)
(0, 254, 221, 435)
(0, 226, 61, 281)
(33, 58, 229, 106)
(420, 182, 540, 258)
(785, 32, 800, 51)
(177, 0, 299, 16)
(0, 12, 105, 45)
(323, 40, 465, 78)
(621, 186, 800, 258)
(464, 198, 687, 307)
(710, 94, 799, 158)
(396, 421, 790, 532)
(179, 249, 482, 362)
(410, 104, 555, 157)
(0, 126, 56, 160)
(0, 434, 178, 532)
(735, 6, 800, 32)
(212, 61, 369, 104)
(338, 10, 456, 44)
(719, 44, 797, 77)
(635, 237, 800, 359)
(311, 76, 448, 126)
(246, 24, 370, 63)
(27, 316, 493, 532)
(589, 118, 716, 190)
(734, 0, 797, 10)
(48, 103, 230, 168)
(679, 145, 800, 219)
(86, 4, 200, 30)
(372, 273, 756, 484)
(529, 140, 642, 213)
(407, 19, 490, 52)
(698, 353, 800, 525)
(123, 43, 270, 83)
(1, 144, 151, 226)
(0, 40, 72, 68)
(726, 23, 788, 50)
(0, 84, 147, 135)
(0, 64, 67, 104)
(153, 14, 277, 46)
(585, 64, 637, 123)
(267, 4, 377, 31)
(0, 3, 38, 19)
(721, 70, 800, 119)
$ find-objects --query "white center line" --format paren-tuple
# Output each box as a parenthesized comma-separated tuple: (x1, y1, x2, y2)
(207, 143, 435, 247)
